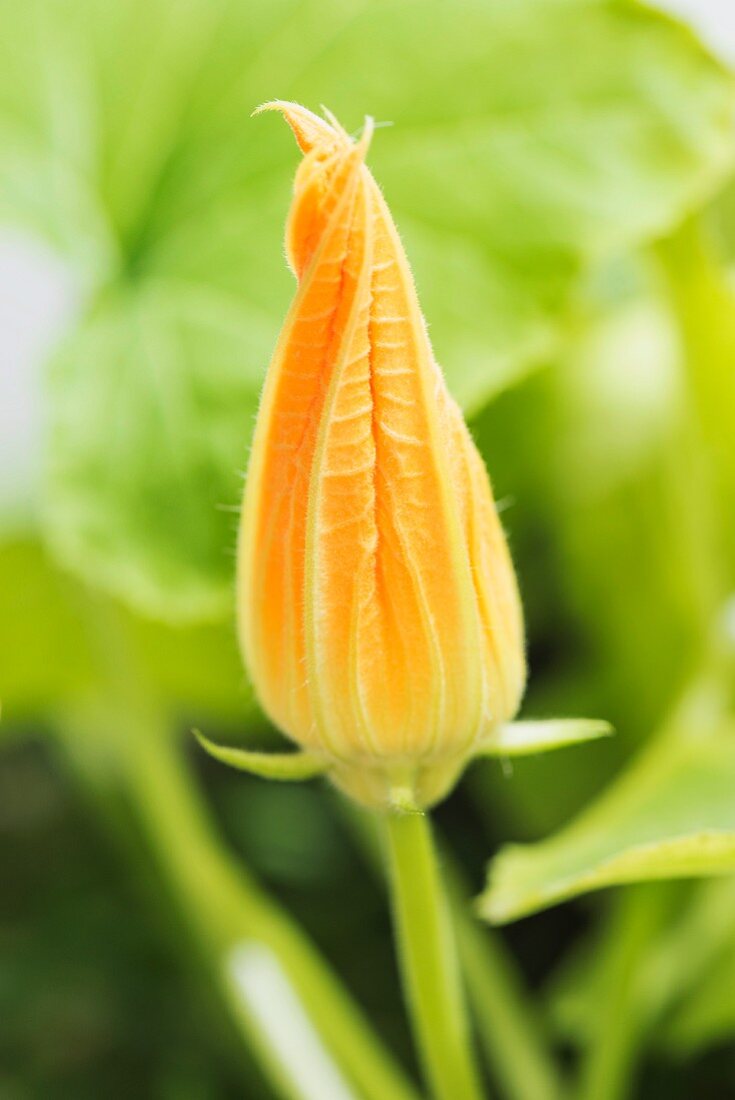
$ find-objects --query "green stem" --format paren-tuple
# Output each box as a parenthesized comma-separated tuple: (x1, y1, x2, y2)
(340, 797, 560, 1100)
(574, 219, 735, 1100)
(61, 592, 420, 1100)
(451, 888, 560, 1100)
(656, 220, 735, 509)
(578, 886, 669, 1100)
(75, 704, 419, 1100)
(655, 221, 733, 626)
(385, 810, 485, 1100)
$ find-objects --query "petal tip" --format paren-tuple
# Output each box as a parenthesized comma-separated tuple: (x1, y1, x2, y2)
(253, 99, 342, 154)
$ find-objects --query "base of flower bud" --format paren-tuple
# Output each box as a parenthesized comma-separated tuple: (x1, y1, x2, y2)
(329, 753, 468, 812)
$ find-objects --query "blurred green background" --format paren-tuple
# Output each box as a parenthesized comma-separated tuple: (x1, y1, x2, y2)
(3, 0, 735, 1097)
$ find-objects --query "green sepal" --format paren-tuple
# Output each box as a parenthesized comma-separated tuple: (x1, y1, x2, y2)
(194, 730, 329, 781)
(476, 719, 613, 758)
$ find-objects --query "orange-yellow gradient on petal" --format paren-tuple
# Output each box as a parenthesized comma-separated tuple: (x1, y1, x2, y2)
(237, 102, 525, 808)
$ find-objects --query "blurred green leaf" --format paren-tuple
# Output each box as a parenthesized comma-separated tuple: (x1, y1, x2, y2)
(44, 281, 267, 622)
(1, 0, 733, 620)
(0, 538, 96, 715)
(0, 538, 251, 724)
(554, 289, 681, 498)
(127, 608, 253, 724)
(479, 728, 735, 923)
(308, 0, 735, 409)
(536, 287, 711, 751)
(462, 285, 703, 841)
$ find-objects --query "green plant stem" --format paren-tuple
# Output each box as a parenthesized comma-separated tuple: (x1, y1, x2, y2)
(385, 810, 485, 1100)
(132, 717, 422, 1100)
(656, 220, 733, 632)
(451, 888, 560, 1100)
(68, 702, 419, 1100)
(657, 220, 735, 513)
(60, 592, 420, 1100)
(339, 797, 561, 1100)
(569, 672, 733, 1100)
(575, 219, 735, 1100)
(578, 886, 668, 1100)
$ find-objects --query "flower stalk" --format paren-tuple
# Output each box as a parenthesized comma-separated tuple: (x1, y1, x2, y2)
(65, 595, 421, 1100)
(385, 810, 485, 1100)
(197, 100, 611, 1100)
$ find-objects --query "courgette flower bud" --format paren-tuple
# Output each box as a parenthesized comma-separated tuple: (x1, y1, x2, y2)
(237, 102, 525, 809)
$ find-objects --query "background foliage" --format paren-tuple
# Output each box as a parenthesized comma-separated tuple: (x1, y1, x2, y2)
(2, 0, 735, 1096)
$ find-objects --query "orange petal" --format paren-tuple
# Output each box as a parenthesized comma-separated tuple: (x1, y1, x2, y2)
(238, 103, 525, 807)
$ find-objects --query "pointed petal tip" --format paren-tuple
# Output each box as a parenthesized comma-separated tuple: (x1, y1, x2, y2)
(253, 100, 341, 154)
(252, 101, 377, 164)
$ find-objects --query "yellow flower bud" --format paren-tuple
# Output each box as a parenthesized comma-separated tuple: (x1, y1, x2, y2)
(237, 102, 525, 809)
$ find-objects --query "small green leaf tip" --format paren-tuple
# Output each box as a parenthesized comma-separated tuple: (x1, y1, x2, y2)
(476, 718, 613, 758)
(193, 730, 329, 781)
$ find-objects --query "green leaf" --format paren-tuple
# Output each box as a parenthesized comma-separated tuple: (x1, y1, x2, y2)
(43, 281, 268, 621)
(478, 719, 612, 758)
(0, 537, 251, 724)
(0, 538, 96, 715)
(194, 730, 328, 781)
(304, 0, 735, 410)
(479, 731, 735, 924)
(2, 0, 733, 619)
